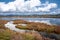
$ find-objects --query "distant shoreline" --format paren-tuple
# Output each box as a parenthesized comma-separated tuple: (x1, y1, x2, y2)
(0, 15, 60, 18)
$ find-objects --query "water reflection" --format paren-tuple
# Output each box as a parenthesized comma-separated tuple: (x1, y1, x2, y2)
(0, 17, 60, 25)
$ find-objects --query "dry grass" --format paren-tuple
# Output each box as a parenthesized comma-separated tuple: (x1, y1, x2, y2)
(0, 20, 59, 40)
(15, 21, 56, 33)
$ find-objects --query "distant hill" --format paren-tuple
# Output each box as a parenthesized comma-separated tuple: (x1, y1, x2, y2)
(0, 14, 60, 18)
(0, 12, 60, 18)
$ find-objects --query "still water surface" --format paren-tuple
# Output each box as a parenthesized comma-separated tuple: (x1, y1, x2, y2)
(0, 17, 60, 25)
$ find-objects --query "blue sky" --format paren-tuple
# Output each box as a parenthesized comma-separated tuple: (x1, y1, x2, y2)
(0, 0, 60, 15)
(0, 0, 60, 8)
(41, 0, 60, 8)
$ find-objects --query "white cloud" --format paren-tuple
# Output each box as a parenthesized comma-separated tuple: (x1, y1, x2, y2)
(51, 9, 60, 14)
(0, 2, 16, 11)
(0, 0, 57, 12)
(36, 3, 57, 12)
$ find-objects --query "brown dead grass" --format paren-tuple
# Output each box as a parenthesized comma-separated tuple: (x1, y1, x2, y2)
(0, 20, 56, 40)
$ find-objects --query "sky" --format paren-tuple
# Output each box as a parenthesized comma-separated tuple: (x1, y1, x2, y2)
(0, 0, 60, 15)
(0, 0, 60, 8)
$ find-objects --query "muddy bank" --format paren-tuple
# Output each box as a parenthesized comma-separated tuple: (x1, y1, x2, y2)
(0, 20, 60, 34)
(0, 20, 60, 40)
(0, 25, 54, 40)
